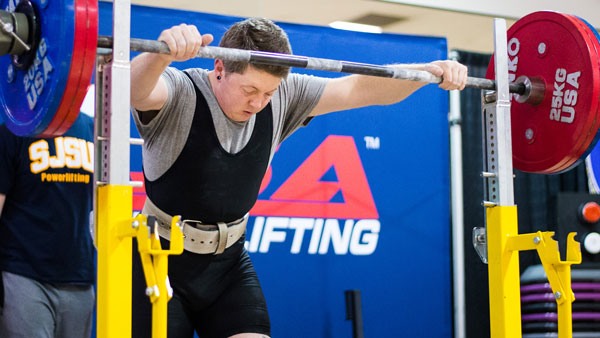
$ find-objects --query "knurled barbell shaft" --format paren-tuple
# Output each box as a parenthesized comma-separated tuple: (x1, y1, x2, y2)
(97, 36, 527, 96)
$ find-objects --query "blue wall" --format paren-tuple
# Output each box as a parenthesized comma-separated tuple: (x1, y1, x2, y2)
(99, 3, 452, 337)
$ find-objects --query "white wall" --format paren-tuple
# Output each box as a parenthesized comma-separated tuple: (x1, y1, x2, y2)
(381, 0, 600, 28)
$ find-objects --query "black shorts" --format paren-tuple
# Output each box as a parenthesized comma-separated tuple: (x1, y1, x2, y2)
(132, 236, 270, 338)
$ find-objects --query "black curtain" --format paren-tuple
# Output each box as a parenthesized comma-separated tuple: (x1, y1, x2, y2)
(453, 50, 588, 338)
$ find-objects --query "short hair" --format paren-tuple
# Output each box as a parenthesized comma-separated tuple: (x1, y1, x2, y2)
(219, 17, 292, 78)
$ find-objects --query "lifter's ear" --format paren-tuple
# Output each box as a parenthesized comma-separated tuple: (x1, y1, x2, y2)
(213, 59, 224, 73)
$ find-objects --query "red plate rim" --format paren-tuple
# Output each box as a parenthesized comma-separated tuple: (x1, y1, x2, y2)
(55, 0, 98, 135)
(40, 0, 97, 137)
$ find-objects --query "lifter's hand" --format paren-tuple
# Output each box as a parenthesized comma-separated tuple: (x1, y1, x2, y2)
(157, 24, 214, 62)
(423, 60, 468, 91)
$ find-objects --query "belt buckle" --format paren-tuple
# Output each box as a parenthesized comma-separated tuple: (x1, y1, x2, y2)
(181, 219, 229, 255)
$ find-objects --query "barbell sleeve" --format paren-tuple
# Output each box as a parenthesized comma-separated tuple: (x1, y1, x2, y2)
(97, 35, 526, 95)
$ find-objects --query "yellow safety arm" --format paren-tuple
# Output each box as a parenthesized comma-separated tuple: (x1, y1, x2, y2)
(133, 214, 184, 338)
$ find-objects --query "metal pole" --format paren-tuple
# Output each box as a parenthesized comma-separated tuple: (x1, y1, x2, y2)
(483, 18, 522, 338)
(448, 50, 466, 338)
(95, 1, 134, 338)
(0, 10, 529, 94)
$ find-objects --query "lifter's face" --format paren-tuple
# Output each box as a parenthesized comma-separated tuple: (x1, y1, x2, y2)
(212, 61, 282, 122)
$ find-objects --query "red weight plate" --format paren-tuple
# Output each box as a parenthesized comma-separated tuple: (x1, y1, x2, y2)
(559, 14, 600, 171)
(542, 14, 600, 173)
(50, 0, 97, 136)
(539, 14, 600, 173)
(39, 0, 97, 137)
(524, 13, 600, 173)
(58, 0, 97, 133)
(486, 11, 600, 174)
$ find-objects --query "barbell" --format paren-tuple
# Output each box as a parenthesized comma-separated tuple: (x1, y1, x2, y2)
(0, 0, 599, 174)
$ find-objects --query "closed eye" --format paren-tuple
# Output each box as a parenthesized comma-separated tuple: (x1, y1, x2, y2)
(242, 89, 256, 96)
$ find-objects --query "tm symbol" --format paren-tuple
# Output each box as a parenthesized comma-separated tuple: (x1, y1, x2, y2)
(364, 136, 380, 150)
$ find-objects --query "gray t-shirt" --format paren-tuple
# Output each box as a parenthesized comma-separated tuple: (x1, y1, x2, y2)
(132, 67, 328, 181)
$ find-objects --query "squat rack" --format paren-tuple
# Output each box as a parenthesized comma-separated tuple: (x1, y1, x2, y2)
(92, 2, 581, 338)
(474, 19, 581, 338)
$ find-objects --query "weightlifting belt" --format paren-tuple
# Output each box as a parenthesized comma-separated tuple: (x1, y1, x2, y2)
(142, 198, 247, 255)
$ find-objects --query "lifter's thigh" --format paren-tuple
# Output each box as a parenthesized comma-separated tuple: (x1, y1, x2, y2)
(198, 284, 270, 338)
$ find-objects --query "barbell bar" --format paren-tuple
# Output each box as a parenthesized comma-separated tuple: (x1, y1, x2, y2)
(0, 0, 599, 174)
(2, 9, 519, 93)
(97, 36, 527, 95)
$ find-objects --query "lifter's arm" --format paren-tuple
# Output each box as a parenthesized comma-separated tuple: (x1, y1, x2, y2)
(309, 61, 467, 117)
(130, 24, 213, 112)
